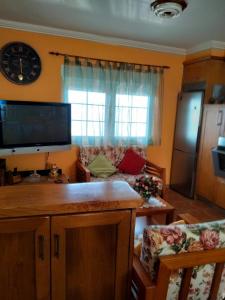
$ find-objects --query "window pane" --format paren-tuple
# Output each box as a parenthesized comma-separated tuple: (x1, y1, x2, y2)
(71, 104, 86, 120)
(115, 107, 131, 122)
(87, 122, 104, 136)
(132, 108, 147, 123)
(71, 121, 86, 136)
(88, 105, 105, 121)
(131, 123, 146, 137)
(88, 92, 105, 105)
(132, 96, 148, 108)
(115, 122, 130, 137)
(68, 90, 87, 104)
(116, 94, 132, 107)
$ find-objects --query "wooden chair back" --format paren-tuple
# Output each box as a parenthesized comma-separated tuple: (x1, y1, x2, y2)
(132, 214, 225, 300)
(132, 249, 225, 300)
(155, 248, 225, 300)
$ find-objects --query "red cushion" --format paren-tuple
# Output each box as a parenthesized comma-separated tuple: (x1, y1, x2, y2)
(118, 148, 146, 175)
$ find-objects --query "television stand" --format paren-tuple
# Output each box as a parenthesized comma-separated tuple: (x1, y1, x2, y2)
(4, 168, 69, 186)
(21, 174, 69, 185)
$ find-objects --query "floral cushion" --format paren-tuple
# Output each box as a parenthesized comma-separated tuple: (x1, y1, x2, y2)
(140, 220, 225, 300)
(79, 146, 146, 167)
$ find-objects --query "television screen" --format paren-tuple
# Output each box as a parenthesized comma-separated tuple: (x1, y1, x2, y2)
(0, 100, 71, 149)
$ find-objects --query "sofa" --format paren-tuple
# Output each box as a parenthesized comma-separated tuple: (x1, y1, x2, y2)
(132, 214, 225, 300)
(76, 145, 166, 196)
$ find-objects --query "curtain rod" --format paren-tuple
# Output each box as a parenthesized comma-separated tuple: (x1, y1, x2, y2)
(49, 51, 170, 69)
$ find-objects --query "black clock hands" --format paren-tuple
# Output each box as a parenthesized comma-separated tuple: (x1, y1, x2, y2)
(18, 58, 24, 81)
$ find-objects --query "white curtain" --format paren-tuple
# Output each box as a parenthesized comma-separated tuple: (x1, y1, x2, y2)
(63, 57, 164, 146)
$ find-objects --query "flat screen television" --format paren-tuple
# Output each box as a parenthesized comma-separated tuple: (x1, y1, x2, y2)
(0, 100, 71, 155)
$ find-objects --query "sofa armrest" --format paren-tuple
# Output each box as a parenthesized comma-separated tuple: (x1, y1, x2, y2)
(76, 160, 91, 182)
(145, 161, 166, 182)
(145, 161, 166, 196)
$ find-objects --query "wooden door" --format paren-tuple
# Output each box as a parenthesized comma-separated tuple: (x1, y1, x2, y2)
(0, 217, 50, 300)
(51, 210, 132, 300)
(214, 106, 225, 208)
(196, 105, 224, 202)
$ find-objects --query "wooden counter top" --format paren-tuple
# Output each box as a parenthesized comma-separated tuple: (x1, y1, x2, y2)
(0, 181, 143, 219)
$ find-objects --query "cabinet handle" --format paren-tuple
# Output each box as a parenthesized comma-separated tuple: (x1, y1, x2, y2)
(38, 235, 45, 260)
(217, 110, 223, 126)
(54, 234, 60, 258)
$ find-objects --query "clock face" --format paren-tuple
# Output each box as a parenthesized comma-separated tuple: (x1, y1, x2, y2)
(0, 42, 41, 85)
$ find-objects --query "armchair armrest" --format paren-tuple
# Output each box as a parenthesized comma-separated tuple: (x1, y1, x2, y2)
(132, 255, 156, 300)
(76, 160, 91, 182)
(176, 213, 199, 224)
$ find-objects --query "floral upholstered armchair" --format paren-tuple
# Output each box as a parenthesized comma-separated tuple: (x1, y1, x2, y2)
(76, 145, 166, 197)
(132, 215, 225, 300)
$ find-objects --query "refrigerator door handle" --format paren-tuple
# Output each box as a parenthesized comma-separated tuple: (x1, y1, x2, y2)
(217, 110, 223, 126)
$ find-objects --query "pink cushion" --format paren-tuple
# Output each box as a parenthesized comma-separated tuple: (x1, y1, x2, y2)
(117, 148, 146, 175)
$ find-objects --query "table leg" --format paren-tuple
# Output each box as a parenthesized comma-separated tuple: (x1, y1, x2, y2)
(166, 210, 175, 224)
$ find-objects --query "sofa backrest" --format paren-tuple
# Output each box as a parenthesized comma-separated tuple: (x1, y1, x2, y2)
(141, 219, 225, 300)
(79, 145, 146, 167)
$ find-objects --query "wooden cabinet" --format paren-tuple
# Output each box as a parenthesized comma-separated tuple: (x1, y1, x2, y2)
(0, 182, 141, 300)
(0, 212, 134, 300)
(196, 104, 225, 207)
(0, 217, 50, 300)
(183, 57, 225, 103)
(51, 211, 132, 300)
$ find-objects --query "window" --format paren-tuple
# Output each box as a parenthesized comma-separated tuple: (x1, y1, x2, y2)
(68, 90, 150, 144)
(63, 57, 164, 146)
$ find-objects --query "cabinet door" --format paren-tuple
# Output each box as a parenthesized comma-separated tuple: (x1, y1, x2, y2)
(222, 107, 225, 137)
(214, 106, 225, 207)
(183, 60, 209, 83)
(51, 210, 132, 300)
(0, 217, 50, 300)
(196, 105, 224, 201)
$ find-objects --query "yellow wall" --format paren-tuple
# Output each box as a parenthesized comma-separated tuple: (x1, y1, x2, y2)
(0, 27, 184, 183)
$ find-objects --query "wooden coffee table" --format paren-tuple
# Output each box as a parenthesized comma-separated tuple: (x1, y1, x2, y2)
(136, 196, 175, 224)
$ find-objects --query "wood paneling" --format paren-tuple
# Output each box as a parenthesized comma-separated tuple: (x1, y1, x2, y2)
(51, 210, 132, 300)
(196, 105, 223, 200)
(196, 105, 225, 208)
(0, 217, 50, 300)
(214, 177, 225, 209)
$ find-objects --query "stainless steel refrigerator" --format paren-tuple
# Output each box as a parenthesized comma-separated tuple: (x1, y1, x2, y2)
(170, 91, 204, 198)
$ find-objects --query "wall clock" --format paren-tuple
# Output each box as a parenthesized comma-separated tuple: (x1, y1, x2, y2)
(0, 42, 41, 85)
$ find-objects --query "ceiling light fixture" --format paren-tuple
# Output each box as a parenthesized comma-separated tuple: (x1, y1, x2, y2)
(151, 0, 188, 19)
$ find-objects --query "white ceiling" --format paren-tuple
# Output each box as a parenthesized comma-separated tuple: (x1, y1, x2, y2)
(0, 0, 225, 53)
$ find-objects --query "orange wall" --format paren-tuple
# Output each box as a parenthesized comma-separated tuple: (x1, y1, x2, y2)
(0, 27, 184, 183)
